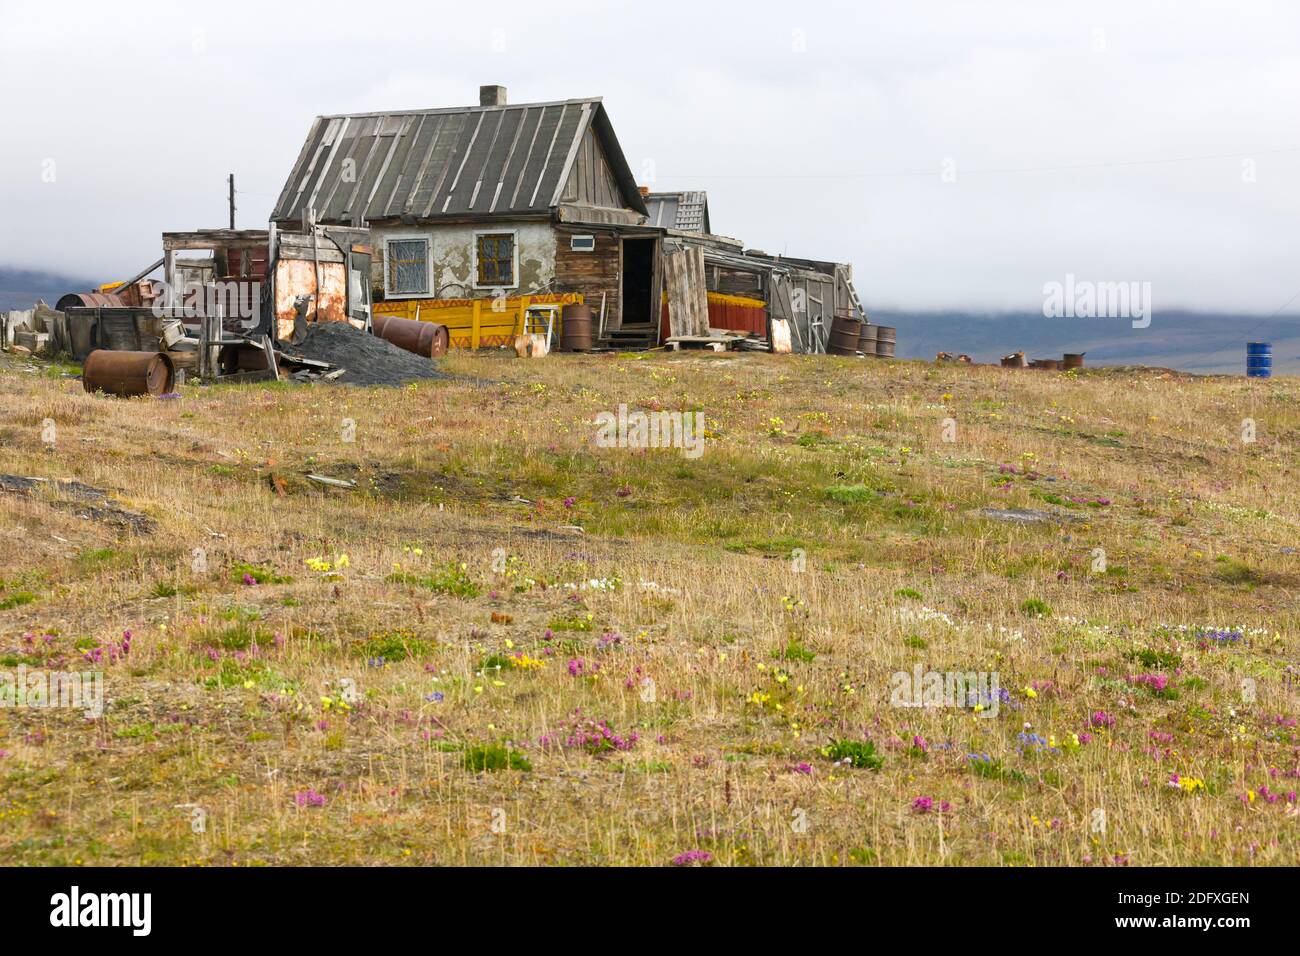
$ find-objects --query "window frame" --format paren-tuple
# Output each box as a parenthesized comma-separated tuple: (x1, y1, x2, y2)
(384, 235, 431, 298)
(472, 229, 519, 290)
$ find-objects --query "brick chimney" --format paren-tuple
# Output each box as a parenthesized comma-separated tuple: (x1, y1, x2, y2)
(480, 85, 507, 107)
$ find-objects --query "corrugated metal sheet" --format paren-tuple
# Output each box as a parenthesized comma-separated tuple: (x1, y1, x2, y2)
(645, 191, 710, 233)
(272, 98, 647, 225)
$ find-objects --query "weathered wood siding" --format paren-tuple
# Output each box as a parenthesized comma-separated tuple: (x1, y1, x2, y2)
(562, 127, 627, 210)
(553, 227, 621, 329)
(663, 243, 709, 338)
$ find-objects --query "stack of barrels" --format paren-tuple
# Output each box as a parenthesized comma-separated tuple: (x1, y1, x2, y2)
(829, 311, 896, 358)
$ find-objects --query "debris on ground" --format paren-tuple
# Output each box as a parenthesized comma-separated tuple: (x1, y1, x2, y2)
(306, 474, 357, 490)
(977, 507, 1083, 525)
(286, 322, 449, 386)
(0, 475, 156, 534)
(1, 300, 66, 355)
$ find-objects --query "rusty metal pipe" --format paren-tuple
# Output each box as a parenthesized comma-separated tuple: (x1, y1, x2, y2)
(82, 350, 175, 397)
(372, 314, 449, 358)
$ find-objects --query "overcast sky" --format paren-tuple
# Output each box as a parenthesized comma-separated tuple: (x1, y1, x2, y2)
(2, 0, 1297, 313)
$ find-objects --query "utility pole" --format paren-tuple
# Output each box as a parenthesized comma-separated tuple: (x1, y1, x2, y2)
(228, 173, 236, 230)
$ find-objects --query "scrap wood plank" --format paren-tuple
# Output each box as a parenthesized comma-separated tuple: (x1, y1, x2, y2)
(664, 244, 709, 339)
(306, 474, 356, 489)
(276, 351, 332, 369)
(663, 334, 740, 352)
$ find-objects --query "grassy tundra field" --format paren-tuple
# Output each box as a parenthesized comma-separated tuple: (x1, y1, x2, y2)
(0, 349, 1297, 867)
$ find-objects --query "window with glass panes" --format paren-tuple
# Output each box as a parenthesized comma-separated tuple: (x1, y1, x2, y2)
(475, 233, 515, 287)
(386, 238, 429, 295)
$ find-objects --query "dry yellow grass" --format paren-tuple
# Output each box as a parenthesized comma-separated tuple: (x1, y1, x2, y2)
(0, 349, 1296, 866)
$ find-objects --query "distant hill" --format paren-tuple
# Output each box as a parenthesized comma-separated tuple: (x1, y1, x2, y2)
(873, 309, 1300, 376)
(3, 264, 1295, 376)
(0, 267, 97, 312)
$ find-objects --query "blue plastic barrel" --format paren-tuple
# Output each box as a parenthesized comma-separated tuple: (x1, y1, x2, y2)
(1246, 342, 1272, 379)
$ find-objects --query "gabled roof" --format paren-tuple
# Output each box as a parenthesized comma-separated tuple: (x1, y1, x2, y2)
(272, 98, 648, 225)
(644, 191, 710, 233)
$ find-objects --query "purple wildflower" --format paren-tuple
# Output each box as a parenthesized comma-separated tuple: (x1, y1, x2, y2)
(671, 850, 712, 867)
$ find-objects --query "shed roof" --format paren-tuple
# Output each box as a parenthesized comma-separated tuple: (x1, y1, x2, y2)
(644, 191, 710, 233)
(272, 98, 648, 225)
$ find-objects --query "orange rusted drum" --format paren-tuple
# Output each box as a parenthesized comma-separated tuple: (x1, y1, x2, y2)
(372, 314, 449, 358)
(56, 291, 128, 311)
(1062, 353, 1085, 370)
(82, 350, 175, 397)
(560, 304, 594, 352)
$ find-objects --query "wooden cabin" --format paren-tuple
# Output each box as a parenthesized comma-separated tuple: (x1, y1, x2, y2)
(270, 85, 663, 350)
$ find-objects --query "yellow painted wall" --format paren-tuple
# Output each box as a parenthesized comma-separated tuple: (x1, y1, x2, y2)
(707, 292, 766, 309)
(374, 293, 584, 349)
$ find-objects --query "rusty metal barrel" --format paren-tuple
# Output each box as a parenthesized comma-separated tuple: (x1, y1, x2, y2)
(873, 325, 896, 358)
(372, 314, 449, 358)
(1062, 352, 1085, 370)
(858, 322, 878, 356)
(82, 349, 175, 397)
(828, 314, 862, 356)
(560, 303, 594, 352)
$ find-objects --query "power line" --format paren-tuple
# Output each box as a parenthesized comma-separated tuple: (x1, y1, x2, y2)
(664, 145, 1300, 181)
(1209, 288, 1300, 364)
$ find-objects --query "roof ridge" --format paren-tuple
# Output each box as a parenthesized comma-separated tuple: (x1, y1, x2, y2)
(314, 96, 604, 121)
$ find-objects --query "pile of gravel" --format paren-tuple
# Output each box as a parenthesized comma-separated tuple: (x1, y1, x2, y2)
(289, 321, 449, 386)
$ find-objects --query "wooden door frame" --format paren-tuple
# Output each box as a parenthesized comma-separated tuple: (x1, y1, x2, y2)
(617, 234, 659, 331)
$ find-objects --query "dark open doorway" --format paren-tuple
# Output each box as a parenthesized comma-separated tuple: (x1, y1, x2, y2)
(621, 237, 656, 327)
